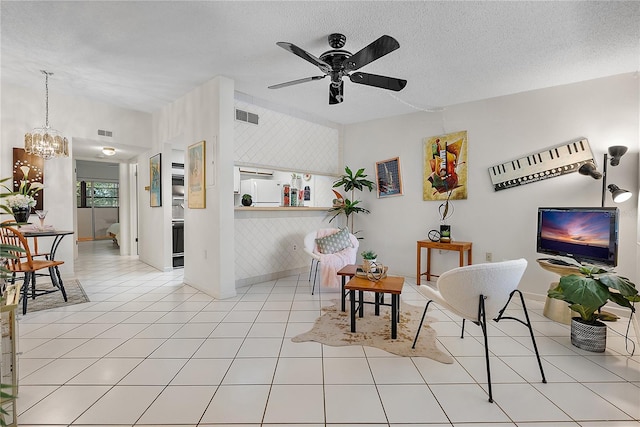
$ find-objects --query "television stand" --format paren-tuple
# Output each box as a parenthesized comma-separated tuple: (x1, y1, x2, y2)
(536, 259, 582, 324)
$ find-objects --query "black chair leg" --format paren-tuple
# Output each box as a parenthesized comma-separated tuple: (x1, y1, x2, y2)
(495, 290, 547, 384)
(478, 294, 493, 403)
(308, 260, 313, 283)
(31, 272, 37, 300)
(311, 259, 320, 295)
(22, 273, 31, 315)
(461, 318, 466, 338)
(412, 300, 433, 349)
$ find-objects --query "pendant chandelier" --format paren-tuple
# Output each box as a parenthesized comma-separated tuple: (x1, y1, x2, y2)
(24, 70, 69, 159)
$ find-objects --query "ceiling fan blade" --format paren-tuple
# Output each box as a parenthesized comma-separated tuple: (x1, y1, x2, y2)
(329, 81, 344, 105)
(344, 35, 400, 71)
(276, 42, 331, 73)
(349, 72, 407, 91)
(269, 75, 326, 89)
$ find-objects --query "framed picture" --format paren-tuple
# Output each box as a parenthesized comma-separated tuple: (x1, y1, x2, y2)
(149, 153, 162, 207)
(375, 157, 403, 198)
(13, 148, 45, 211)
(188, 140, 206, 208)
(423, 130, 468, 201)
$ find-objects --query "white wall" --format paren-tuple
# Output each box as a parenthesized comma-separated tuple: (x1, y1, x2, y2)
(149, 76, 236, 299)
(234, 100, 341, 175)
(344, 73, 639, 296)
(1, 82, 152, 277)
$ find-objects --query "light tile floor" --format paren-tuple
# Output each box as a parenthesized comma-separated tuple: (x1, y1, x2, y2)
(14, 240, 640, 426)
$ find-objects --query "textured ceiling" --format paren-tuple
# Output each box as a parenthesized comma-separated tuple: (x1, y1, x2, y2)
(2, 1, 639, 128)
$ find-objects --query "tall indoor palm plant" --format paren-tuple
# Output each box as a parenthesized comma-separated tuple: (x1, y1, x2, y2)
(328, 166, 375, 234)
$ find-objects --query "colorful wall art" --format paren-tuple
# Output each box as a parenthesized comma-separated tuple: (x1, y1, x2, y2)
(149, 153, 162, 207)
(375, 157, 403, 198)
(188, 140, 206, 208)
(423, 130, 468, 201)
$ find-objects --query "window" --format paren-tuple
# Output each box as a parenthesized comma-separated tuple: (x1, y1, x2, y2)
(77, 181, 119, 208)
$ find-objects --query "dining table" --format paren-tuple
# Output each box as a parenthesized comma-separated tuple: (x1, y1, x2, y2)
(21, 228, 74, 293)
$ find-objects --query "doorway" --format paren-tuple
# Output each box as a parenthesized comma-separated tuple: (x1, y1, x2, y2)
(76, 161, 119, 241)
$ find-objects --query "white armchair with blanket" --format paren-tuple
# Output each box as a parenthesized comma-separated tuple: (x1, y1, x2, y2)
(304, 228, 359, 294)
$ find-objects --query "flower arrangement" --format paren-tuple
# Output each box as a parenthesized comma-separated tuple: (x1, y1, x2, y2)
(3, 194, 36, 210)
(0, 166, 43, 212)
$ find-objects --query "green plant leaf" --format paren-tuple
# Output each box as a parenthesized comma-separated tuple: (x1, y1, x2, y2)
(568, 303, 598, 323)
(559, 275, 609, 322)
(597, 273, 637, 297)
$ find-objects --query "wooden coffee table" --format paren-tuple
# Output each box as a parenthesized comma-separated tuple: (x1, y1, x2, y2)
(345, 275, 404, 339)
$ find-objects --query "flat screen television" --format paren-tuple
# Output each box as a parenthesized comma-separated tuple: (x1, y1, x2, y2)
(536, 207, 619, 266)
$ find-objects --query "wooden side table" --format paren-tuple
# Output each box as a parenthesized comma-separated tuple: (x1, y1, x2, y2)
(345, 275, 404, 339)
(416, 240, 472, 285)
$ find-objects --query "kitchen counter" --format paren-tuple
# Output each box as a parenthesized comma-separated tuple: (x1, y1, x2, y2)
(234, 206, 331, 211)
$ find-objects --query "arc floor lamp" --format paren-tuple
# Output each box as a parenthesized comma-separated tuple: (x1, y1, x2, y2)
(579, 145, 632, 207)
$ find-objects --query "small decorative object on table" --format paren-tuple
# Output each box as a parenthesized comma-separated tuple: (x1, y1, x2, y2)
(241, 194, 252, 207)
(361, 250, 378, 272)
(547, 257, 638, 352)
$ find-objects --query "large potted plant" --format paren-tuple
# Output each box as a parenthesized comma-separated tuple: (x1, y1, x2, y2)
(328, 166, 375, 234)
(547, 258, 638, 352)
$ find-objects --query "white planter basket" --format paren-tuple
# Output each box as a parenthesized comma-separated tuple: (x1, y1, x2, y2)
(571, 317, 606, 353)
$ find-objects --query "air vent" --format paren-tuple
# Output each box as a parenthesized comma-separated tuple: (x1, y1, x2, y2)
(97, 129, 113, 137)
(235, 108, 259, 125)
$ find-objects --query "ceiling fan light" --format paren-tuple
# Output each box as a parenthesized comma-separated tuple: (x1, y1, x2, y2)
(102, 147, 116, 156)
(607, 184, 632, 203)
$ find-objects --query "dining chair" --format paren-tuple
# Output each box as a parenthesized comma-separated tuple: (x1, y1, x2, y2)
(1, 219, 50, 259)
(412, 258, 546, 402)
(0, 224, 67, 314)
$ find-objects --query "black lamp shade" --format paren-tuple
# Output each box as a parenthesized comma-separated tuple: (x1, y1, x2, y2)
(578, 162, 602, 179)
(607, 184, 632, 203)
(608, 146, 628, 166)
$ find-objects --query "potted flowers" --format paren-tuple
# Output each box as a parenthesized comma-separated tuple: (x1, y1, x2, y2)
(1, 166, 43, 223)
(547, 258, 638, 352)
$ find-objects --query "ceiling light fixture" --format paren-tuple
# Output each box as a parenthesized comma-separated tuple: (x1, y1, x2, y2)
(24, 70, 69, 159)
(578, 145, 632, 207)
(102, 147, 116, 156)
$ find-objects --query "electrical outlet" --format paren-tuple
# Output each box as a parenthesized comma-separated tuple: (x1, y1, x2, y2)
(485, 252, 492, 262)
(293, 244, 297, 251)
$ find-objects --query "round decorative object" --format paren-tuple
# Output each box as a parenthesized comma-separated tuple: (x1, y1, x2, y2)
(428, 229, 440, 242)
(241, 196, 252, 207)
(363, 258, 378, 273)
(570, 317, 606, 352)
(12, 207, 30, 223)
(303, 173, 312, 181)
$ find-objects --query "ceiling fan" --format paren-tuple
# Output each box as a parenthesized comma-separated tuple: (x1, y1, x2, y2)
(269, 33, 407, 105)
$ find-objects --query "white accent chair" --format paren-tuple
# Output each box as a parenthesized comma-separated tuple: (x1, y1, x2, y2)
(412, 258, 546, 402)
(303, 229, 358, 294)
